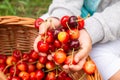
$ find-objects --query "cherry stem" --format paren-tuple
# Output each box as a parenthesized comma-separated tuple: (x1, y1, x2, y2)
(66, 22, 72, 31)
(70, 48, 74, 65)
(44, 66, 59, 73)
(28, 61, 38, 65)
(13, 63, 17, 77)
(50, 19, 56, 29)
(3, 64, 12, 73)
(78, 73, 86, 80)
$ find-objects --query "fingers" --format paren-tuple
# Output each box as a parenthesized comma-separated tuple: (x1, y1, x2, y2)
(39, 17, 60, 34)
(33, 35, 41, 52)
(69, 57, 86, 71)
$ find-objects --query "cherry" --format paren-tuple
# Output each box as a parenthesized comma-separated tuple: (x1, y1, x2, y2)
(19, 71, 30, 80)
(54, 39, 61, 49)
(83, 60, 96, 75)
(9, 66, 20, 76)
(35, 70, 45, 80)
(68, 16, 78, 28)
(36, 62, 44, 70)
(29, 50, 39, 60)
(6, 56, 17, 65)
(46, 30, 54, 43)
(0, 54, 7, 64)
(29, 72, 36, 80)
(12, 50, 22, 60)
(69, 39, 80, 50)
(45, 71, 56, 80)
(37, 40, 49, 53)
(58, 31, 69, 43)
(77, 16, 84, 30)
(34, 18, 44, 29)
(67, 28, 80, 40)
(61, 15, 70, 28)
(28, 64, 36, 73)
(49, 43, 56, 52)
(11, 76, 21, 80)
(39, 55, 47, 64)
(64, 55, 77, 65)
(46, 61, 55, 70)
(53, 49, 67, 64)
(17, 62, 28, 71)
(22, 53, 30, 62)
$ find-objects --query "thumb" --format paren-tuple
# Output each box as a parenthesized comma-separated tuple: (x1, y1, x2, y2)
(74, 49, 87, 63)
(39, 22, 49, 34)
(33, 35, 41, 52)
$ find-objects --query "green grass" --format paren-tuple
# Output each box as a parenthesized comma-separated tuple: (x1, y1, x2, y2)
(0, 0, 52, 18)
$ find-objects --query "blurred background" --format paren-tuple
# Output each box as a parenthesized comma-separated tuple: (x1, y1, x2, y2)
(0, 0, 52, 18)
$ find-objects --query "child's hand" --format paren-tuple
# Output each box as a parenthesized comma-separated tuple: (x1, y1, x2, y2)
(0, 71, 7, 80)
(63, 29, 92, 72)
(33, 17, 60, 52)
(33, 17, 92, 72)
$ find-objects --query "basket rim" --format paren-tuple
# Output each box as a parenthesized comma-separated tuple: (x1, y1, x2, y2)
(0, 16, 35, 27)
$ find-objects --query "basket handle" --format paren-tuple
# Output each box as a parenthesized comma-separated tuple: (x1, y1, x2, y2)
(0, 16, 35, 27)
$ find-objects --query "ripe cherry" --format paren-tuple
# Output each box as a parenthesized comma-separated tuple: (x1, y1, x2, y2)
(83, 60, 96, 75)
(58, 31, 69, 43)
(37, 40, 49, 53)
(68, 16, 78, 28)
(34, 18, 44, 29)
(77, 16, 84, 30)
(35, 70, 45, 80)
(61, 15, 70, 28)
(53, 49, 67, 64)
(69, 39, 80, 50)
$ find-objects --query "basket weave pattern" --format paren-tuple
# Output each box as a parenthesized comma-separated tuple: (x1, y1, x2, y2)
(0, 16, 102, 80)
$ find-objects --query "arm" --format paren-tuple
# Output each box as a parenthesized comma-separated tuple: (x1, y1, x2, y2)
(41, 0, 83, 19)
(85, 1, 120, 44)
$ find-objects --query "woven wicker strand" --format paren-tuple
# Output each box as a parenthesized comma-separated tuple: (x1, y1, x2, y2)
(0, 16, 102, 80)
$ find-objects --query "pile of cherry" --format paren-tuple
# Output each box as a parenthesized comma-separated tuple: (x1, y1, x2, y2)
(0, 16, 96, 80)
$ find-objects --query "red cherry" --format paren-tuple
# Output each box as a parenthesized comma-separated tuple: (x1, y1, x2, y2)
(61, 15, 70, 28)
(64, 55, 77, 65)
(22, 53, 30, 62)
(39, 56, 47, 64)
(12, 49, 22, 60)
(28, 64, 36, 73)
(30, 72, 36, 80)
(37, 40, 49, 53)
(29, 50, 39, 60)
(19, 71, 30, 80)
(34, 18, 44, 29)
(35, 70, 45, 80)
(46, 61, 55, 70)
(46, 30, 54, 43)
(54, 39, 61, 48)
(0, 54, 7, 64)
(45, 71, 56, 80)
(77, 16, 84, 30)
(11, 76, 21, 80)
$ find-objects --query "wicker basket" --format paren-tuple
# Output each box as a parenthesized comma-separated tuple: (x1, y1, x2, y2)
(0, 16, 102, 80)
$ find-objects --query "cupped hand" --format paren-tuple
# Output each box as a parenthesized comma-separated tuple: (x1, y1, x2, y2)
(63, 29, 92, 72)
(33, 17, 60, 52)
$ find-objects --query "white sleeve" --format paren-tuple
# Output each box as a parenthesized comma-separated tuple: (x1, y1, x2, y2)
(84, 1, 120, 44)
(41, 0, 83, 19)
